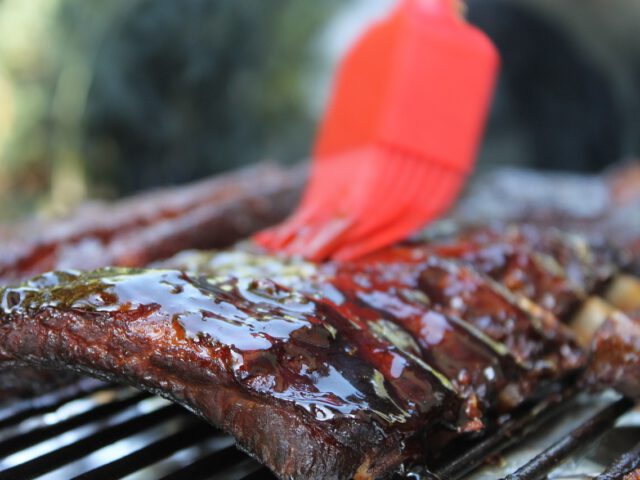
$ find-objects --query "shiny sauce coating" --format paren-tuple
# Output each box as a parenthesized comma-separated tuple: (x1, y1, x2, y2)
(1, 226, 589, 438)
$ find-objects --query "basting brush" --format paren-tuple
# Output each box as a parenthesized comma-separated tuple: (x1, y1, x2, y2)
(255, 0, 499, 261)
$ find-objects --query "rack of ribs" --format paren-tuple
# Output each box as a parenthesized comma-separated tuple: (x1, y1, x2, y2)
(1, 221, 637, 479)
(0, 162, 304, 284)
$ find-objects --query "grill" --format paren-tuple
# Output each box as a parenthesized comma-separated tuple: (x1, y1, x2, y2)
(0, 379, 637, 480)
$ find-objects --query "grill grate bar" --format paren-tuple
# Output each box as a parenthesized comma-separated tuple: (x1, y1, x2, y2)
(502, 397, 636, 480)
(71, 418, 218, 480)
(433, 388, 578, 480)
(595, 441, 640, 480)
(0, 403, 184, 480)
(0, 390, 150, 458)
(159, 444, 259, 480)
(0, 379, 109, 430)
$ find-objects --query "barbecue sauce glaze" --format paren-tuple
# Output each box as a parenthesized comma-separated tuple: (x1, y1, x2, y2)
(0, 225, 594, 479)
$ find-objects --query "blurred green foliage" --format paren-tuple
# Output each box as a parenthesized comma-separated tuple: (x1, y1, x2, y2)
(0, 0, 337, 219)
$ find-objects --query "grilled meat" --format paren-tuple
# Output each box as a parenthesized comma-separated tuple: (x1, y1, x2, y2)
(0, 225, 590, 479)
(452, 162, 640, 265)
(0, 157, 636, 476)
(0, 268, 461, 479)
(328, 248, 583, 413)
(426, 224, 622, 315)
(426, 224, 640, 400)
(0, 162, 303, 284)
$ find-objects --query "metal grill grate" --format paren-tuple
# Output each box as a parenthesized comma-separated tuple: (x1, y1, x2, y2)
(0, 379, 637, 480)
(0, 379, 266, 480)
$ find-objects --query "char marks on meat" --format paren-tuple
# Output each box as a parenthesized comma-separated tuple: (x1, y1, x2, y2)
(0, 224, 594, 479)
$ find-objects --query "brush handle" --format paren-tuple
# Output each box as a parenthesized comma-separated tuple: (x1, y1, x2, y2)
(314, 0, 499, 174)
(383, 0, 499, 173)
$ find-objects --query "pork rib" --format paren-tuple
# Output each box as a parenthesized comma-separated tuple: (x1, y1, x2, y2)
(0, 162, 304, 283)
(424, 224, 640, 400)
(0, 268, 463, 479)
(0, 225, 588, 479)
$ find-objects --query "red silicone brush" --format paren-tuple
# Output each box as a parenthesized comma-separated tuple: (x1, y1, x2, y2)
(255, 0, 499, 261)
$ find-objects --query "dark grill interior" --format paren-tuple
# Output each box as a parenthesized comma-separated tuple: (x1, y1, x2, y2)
(0, 379, 637, 479)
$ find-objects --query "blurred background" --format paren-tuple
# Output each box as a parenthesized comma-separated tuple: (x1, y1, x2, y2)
(0, 0, 639, 221)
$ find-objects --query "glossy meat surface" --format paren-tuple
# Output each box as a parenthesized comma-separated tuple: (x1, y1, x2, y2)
(0, 230, 588, 478)
(424, 224, 640, 400)
(426, 224, 622, 316)
(0, 267, 459, 479)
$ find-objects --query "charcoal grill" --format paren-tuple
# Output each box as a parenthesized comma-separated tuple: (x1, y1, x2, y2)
(0, 378, 637, 479)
